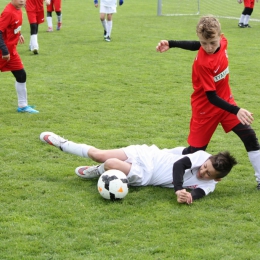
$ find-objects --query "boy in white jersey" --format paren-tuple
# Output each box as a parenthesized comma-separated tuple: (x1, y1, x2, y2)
(94, 0, 124, 42)
(40, 132, 237, 205)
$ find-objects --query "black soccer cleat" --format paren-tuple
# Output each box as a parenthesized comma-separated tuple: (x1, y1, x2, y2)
(257, 183, 260, 190)
(238, 23, 245, 28)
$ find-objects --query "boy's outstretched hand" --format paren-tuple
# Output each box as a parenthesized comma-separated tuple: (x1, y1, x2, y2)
(175, 189, 193, 205)
(156, 40, 170, 53)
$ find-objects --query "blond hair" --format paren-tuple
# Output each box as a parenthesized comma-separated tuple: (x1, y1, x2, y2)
(196, 16, 221, 39)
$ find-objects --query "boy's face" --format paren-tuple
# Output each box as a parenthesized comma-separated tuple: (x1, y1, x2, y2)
(197, 33, 222, 55)
(197, 159, 220, 181)
(11, 0, 26, 9)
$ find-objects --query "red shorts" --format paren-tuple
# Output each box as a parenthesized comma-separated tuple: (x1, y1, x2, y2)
(47, 0, 62, 12)
(244, 0, 255, 8)
(187, 110, 240, 147)
(0, 52, 24, 72)
(26, 10, 45, 24)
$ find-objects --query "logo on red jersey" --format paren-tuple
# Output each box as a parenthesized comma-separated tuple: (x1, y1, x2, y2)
(214, 66, 229, 82)
(14, 26, 22, 34)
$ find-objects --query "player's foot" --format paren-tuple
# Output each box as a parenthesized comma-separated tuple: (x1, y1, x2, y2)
(257, 183, 260, 190)
(57, 22, 62, 30)
(105, 36, 111, 42)
(17, 106, 39, 114)
(104, 30, 107, 38)
(32, 48, 38, 55)
(75, 165, 101, 179)
(46, 27, 53, 32)
(238, 23, 245, 28)
(40, 132, 67, 149)
(244, 24, 251, 28)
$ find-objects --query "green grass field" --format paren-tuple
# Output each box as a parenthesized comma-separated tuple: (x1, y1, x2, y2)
(1, 1, 260, 259)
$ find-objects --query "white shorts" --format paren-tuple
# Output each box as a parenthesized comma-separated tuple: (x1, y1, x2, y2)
(100, 4, 117, 14)
(122, 144, 159, 186)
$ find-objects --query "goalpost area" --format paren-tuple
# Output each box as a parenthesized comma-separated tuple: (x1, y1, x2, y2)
(157, 0, 260, 22)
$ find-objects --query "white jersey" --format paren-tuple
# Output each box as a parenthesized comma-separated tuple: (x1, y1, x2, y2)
(122, 145, 217, 196)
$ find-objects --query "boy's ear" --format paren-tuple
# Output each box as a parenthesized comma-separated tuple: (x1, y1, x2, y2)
(214, 178, 222, 182)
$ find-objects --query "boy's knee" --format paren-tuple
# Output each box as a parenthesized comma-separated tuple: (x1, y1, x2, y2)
(104, 158, 120, 170)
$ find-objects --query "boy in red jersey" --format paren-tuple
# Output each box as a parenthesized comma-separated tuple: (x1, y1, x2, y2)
(238, 0, 258, 28)
(156, 16, 260, 189)
(25, 0, 45, 54)
(0, 0, 39, 113)
(45, 0, 62, 32)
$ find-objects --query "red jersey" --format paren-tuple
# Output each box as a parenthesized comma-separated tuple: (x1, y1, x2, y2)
(25, 0, 44, 12)
(191, 37, 237, 118)
(0, 3, 23, 55)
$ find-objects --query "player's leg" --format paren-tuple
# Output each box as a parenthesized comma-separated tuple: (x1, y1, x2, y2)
(105, 13, 113, 41)
(100, 12, 107, 38)
(40, 131, 129, 178)
(46, 3, 54, 32)
(232, 123, 260, 189)
(55, 11, 62, 30)
(26, 11, 39, 54)
(243, 8, 253, 27)
(29, 23, 39, 54)
(12, 69, 39, 113)
(40, 131, 127, 160)
(53, 0, 62, 30)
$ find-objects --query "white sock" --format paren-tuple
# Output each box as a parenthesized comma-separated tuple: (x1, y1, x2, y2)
(248, 150, 260, 183)
(57, 14, 62, 23)
(162, 147, 185, 155)
(15, 81, 27, 107)
(244, 15, 250, 25)
(98, 163, 105, 175)
(61, 141, 93, 158)
(101, 19, 107, 31)
(106, 20, 112, 36)
(30, 34, 38, 50)
(47, 17, 53, 28)
(239, 14, 245, 24)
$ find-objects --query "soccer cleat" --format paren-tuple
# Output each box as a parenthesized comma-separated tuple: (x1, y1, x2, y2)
(57, 22, 62, 30)
(17, 106, 39, 114)
(32, 48, 38, 55)
(40, 132, 67, 149)
(257, 183, 260, 190)
(75, 165, 101, 179)
(244, 24, 251, 28)
(105, 36, 111, 42)
(103, 30, 107, 38)
(238, 23, 245, 28)
(46, 27, 53, 32)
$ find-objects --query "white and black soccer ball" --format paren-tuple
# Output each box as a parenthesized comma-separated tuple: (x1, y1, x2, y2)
(97, 170, 129, 201)
(237, 0, 243, 4)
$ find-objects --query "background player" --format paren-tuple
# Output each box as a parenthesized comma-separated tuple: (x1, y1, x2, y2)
(94, 0, 124, 42)
(25, 0, 45, 54)
(156, 16, 260, 189)
(0, 0, 39, 113)
(40, 131, 237, 204)
(238, 0, 258, 28)
(46, 0, 62, 31)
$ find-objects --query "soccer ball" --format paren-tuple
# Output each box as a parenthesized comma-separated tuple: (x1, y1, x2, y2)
(237, 0, 243, 4)
(97, 170, 129, 201)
